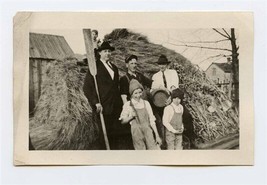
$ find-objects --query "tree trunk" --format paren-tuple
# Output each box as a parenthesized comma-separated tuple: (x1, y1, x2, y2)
(230, 28, 239, 110)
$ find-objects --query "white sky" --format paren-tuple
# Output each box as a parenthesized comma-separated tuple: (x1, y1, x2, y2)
(31, 28, 237, 70)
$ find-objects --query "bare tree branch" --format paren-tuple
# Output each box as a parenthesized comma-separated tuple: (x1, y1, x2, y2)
(222, 28, 231, 38)
(169, 37, 229, 45)
(213, 28, 231, 39)
(198, 54, 232, 65)
(199, 55, 218, 65)
(168, 42, 232, 52)
(170, 38, 229, 44)
(180, 47, 188, 54)
(200, 55, 231, 65)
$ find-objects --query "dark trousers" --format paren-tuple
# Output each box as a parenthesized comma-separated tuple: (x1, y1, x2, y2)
(103, 114, 117, 150)
(103, 114, 134, 150)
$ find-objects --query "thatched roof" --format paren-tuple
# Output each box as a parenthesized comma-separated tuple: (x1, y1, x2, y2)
(29, 33, 74, 60)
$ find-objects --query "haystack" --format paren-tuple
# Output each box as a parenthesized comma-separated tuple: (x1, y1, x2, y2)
(105, 29, 239, 145)
(30, 58, 102, 150)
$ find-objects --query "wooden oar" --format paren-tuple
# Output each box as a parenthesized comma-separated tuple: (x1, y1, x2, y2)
(83, 29, 110, 150)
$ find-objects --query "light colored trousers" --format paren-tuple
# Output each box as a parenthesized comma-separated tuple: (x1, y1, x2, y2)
(165, 131, 183, 150)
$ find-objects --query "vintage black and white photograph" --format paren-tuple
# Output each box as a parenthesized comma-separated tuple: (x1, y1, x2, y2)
(28, 28, 240, 151)
(13, 12, 253, 165)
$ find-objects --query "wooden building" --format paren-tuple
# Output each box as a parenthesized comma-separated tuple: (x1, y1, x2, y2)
(29, 32, 74, 115)
(205, 59, 232, 98)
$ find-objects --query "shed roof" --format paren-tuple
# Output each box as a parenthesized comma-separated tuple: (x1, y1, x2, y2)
(29, 32, 74, 60)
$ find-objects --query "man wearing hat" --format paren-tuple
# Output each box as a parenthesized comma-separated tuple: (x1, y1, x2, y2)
(151, 55, 179, 92)
(83, 41, 123, 150)
(150, 55, 180, 149)
(120, 54, 152, 104)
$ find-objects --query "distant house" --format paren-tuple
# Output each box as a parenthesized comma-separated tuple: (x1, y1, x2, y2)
(29, 32, 74, 115)
(205, 58, 232, 97)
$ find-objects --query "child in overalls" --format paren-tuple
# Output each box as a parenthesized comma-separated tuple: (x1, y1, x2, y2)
(119, 79, 162, 150)
(162, 88, 184, 150)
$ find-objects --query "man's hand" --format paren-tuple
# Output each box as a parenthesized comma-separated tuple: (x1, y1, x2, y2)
(95, 103, 103, 113)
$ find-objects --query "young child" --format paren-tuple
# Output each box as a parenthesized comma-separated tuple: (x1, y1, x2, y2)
(162, 88, 184, 150)
(119, 79, 162, 150)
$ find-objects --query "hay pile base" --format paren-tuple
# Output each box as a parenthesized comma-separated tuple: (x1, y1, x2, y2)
(30, 60, 103, 150)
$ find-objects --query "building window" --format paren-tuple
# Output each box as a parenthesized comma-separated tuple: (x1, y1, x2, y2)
(212, 68, 216, 76)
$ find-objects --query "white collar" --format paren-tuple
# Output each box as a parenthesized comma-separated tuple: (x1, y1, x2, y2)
(100, 59, 109, 64)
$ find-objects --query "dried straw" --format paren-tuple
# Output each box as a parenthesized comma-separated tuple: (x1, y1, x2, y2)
(30, 59, 103, 150)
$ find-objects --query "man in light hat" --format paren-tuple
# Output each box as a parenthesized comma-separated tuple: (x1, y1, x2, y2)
(120, 54, 152, 104)
(83, 41, 124, 150)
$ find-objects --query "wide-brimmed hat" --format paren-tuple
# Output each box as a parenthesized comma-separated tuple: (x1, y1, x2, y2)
(171, 88, 184, 99)
(97, 41, 115, 52)
(157, 55, 170, 65)
(125, 54, 138, 63)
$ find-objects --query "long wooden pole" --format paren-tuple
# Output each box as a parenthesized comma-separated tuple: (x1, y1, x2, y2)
(83, 29, 110, 150)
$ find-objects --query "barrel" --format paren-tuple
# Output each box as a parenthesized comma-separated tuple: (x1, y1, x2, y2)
(151, 89, 170, 107)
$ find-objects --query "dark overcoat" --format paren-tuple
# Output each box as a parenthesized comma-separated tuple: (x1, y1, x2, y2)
(83, 59, 133, 149)
(83, 59, 122, 116)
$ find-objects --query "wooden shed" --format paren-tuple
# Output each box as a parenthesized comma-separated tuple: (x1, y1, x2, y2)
(29, 32, 74, 115)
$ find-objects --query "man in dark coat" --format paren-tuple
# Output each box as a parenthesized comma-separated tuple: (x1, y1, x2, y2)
(120, 54, 152, 104)
(83, 41, 123, 150)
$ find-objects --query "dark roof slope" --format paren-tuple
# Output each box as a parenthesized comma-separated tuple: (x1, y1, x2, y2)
(213, 62, 232, 73)
(29, 33, 74, 60)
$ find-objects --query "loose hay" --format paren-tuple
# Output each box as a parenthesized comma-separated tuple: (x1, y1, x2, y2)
(175, 64, 239, 143)
(30, 60, 103, 150)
